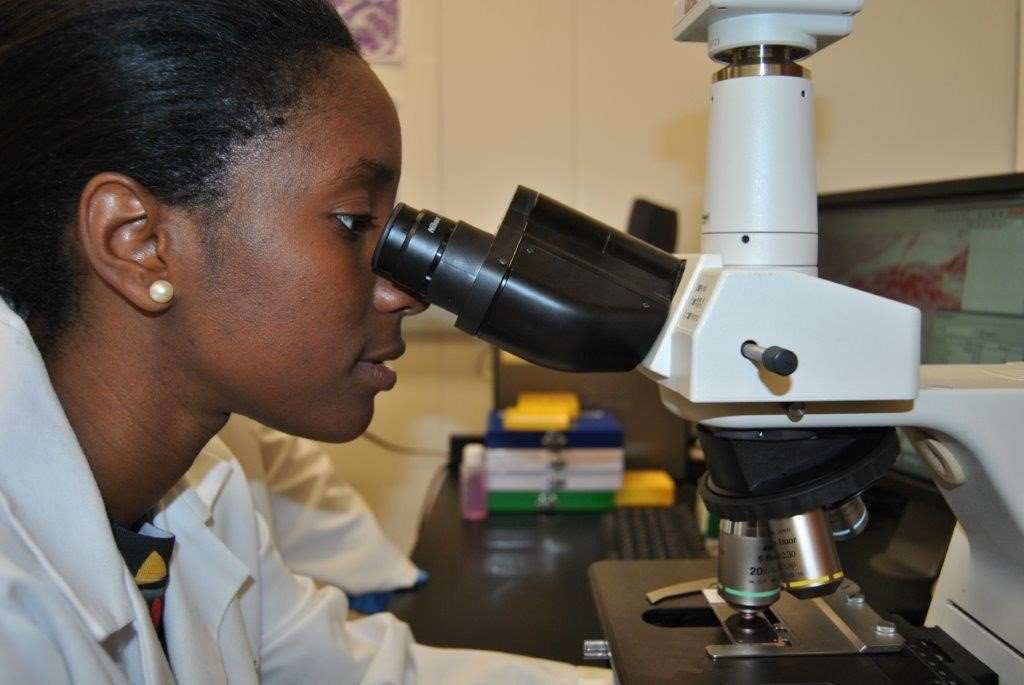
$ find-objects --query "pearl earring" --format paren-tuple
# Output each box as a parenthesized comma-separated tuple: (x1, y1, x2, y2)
(149, 280, 174, 304)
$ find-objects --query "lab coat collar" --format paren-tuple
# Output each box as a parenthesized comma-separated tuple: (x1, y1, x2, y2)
(176, 445, 236, 525)
(0, 301, 244, 649)
(156, 454, 254, 683)
(0, 301, 136, 641)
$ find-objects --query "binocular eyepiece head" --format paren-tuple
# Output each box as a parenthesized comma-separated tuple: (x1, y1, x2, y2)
(373, 187, 684, 373)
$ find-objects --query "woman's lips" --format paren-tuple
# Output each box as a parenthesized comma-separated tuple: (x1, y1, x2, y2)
(355, 360, 397, 391)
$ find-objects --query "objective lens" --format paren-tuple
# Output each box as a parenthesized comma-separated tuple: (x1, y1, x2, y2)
(718, 519, 780, 613)
(769, 509, 844, 598)
(826, 494, 869, 541)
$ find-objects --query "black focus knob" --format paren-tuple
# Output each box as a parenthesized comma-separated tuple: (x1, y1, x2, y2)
(761, 346, 798, 376)
(741, 341, 798, 376)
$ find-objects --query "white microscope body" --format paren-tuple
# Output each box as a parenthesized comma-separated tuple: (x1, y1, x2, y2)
(641, 1, 1024, 679)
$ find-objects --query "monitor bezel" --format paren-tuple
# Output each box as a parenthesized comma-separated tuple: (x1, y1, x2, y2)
(819, 172, 1024, 210)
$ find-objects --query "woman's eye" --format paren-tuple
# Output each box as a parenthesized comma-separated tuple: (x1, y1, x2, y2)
(334, 213, 375, 241)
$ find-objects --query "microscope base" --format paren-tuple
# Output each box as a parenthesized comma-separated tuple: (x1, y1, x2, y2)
(588, 560, 996, 685)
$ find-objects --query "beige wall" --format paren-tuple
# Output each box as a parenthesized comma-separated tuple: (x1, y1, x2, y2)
(810, 0, 1018, 192)
(431, 0, 1019, 249)
(328, 1, 1021, 487)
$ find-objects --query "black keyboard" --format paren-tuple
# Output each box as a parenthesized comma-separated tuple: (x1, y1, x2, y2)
(602, 505, 708, 560)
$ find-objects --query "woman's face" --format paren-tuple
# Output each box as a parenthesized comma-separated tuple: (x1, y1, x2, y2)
(172, 53, 422, 442)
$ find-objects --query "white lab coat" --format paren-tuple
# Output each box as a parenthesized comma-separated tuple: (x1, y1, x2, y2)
(0, 300, 610, 684)
(219, 414, 421, 595)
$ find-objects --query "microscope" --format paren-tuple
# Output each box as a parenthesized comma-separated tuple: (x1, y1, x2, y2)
(372, 1, 1024, 681)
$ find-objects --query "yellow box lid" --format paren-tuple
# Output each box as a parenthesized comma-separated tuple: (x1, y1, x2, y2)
(615, 470, 676, 507)
(501, 392, 581, 431)
(515, 392, 580, 417)
(501, 408, 573, 432)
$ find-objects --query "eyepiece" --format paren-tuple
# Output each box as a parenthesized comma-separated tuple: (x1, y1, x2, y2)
(373, 187, 686, 372)
(373, 204, 435, 297)
(373, 204, 492, 312)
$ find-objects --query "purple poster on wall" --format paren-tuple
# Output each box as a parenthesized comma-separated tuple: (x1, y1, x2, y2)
(332, 0, 401, 63)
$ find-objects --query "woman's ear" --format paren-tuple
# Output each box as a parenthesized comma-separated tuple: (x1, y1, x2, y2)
(75, 173, 175, 312)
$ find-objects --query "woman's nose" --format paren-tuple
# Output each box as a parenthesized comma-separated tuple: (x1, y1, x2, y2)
(373, 276, 428, 316)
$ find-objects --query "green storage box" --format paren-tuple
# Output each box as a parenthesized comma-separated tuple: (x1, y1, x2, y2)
(487, 490, 615, 512)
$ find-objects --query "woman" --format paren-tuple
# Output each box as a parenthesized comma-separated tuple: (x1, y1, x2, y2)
(0, 1, 608, 682)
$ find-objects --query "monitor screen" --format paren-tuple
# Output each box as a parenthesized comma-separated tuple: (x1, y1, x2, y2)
(819, 184, 1024, 365)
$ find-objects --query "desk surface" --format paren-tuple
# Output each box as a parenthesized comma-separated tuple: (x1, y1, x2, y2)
(389, 469, 606, 664)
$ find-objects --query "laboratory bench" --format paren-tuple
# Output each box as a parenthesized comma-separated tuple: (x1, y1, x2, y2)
(389, 467, 609, 664)
(389, 465, 949, 665)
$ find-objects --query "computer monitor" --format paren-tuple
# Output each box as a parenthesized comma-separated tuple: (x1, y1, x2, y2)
(627, 198, 678, 253)
(819, 173, 1024, 365)
(819, 173, 1024, 479)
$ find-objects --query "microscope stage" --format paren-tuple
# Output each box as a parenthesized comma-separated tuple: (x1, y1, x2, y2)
(588, 560, 995, 684)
